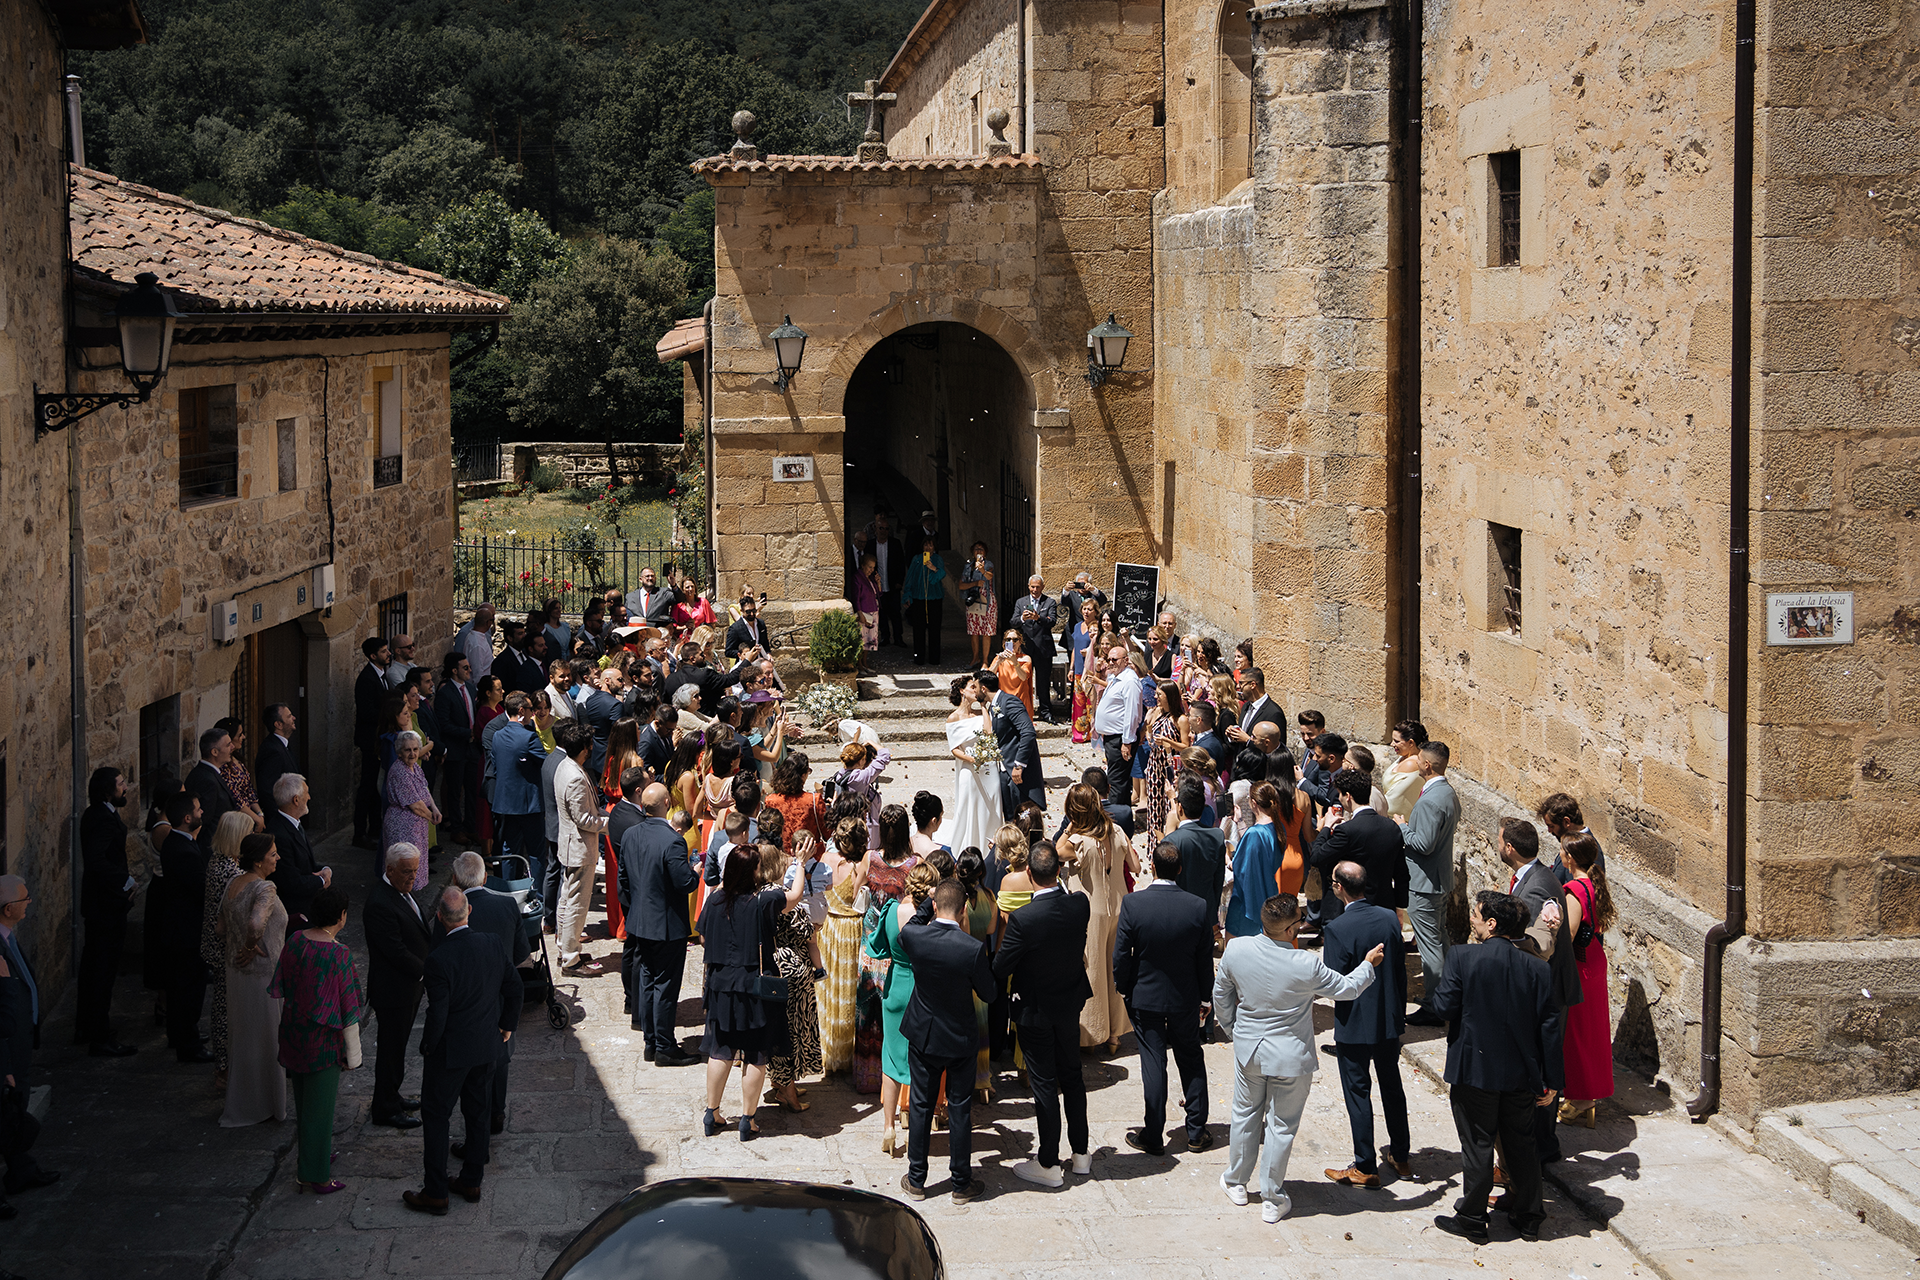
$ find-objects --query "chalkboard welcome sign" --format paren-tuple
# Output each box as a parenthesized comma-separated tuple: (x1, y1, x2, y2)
(1112, 562, 1160, 632)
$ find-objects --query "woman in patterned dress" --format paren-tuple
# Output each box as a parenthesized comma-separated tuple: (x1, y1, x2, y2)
(214, 718, 267, 831)
(200, 810, 254, 1084)
(381, 732, 439, 892)
(960, 542, 998, 669)
(817, 818, 872, 1073)
(270, 887, 362, 1195)
(1142, 681, 1190, 837)
(761, 841, 822, 1113)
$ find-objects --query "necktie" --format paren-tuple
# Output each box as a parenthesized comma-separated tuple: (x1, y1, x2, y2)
(6, 934, 37, 1024)
(461, 684, 473, 722)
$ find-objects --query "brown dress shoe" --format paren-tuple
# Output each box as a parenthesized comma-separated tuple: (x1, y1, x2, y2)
(448, 1177, 483, 1203)
(1324, 1165, 1382, 1189)
(1383, 1155, 1413, 1178)
(402, 1190, 449, 1215)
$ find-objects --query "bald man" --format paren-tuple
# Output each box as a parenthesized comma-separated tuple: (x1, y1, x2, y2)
(618, 783, 699, 1065)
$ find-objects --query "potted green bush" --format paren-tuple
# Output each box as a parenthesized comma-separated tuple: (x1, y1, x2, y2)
(806, 609, 862, 696)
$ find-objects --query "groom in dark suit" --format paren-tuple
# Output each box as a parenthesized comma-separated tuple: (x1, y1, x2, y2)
(978, 669, 1043, 815)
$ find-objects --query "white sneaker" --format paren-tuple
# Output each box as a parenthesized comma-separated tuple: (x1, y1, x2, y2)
(1013, 1159, 1065, 1188)
(1071, 1153, 1092, 1176)
(1220, 1174, 1249, 1206)
(1262, 1196, 1290, 1223)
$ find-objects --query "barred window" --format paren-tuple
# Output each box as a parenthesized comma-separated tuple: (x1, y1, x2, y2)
(179, 385, 238, 505)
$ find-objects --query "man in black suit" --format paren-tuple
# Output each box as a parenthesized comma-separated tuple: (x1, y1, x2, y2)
(265, 774, 331, 931)
(183, 726, 238, 834)
(1163, 780, 1226, 925)
(404, 888, 523, 1216)
(635, 704, 676, 781)
(1114, 842, 1214, 1156)
(618, 782, 700, 1066)
(254, 704, 299, 808)
(494, 620, 546, 695)
(354, 636, 392, 848)
(980, 670, 1043, 815)
(604, 768, 647, 1014)
(438, 852, 529, 1144)
(724, 596, 772, 660)
(1225, 667, 1285, 747)
(364, 845, 431, 1130)
(1431, 891, 1559, 1244)
(571, 661, 621, 780)
(434, 654, 478, 841)
(1536, 792, 1607, 884)
(870, 511, 907, 647)
(1321, 861, 1411, 1188)
(76, 767, 137, 1056)
(1310, 769, 1409, 921)
(994, 843, 1093, 1188)
(898, 880, 997, 1203)
(1500, 817, 1582, 1168)
(158, 792, 214, 1062)
(0, 874, 57, 1201)
(1191, 701, 1232, 776)
(1011, 576, 1059, 723)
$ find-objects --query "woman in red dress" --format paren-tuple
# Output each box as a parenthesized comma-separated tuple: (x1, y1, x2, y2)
(1558, 834, 1616, 1126)
(670, 573, 715, 643)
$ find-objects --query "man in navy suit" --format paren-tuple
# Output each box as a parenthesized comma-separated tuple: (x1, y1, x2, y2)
(980, 669, 1043, 814)
(994, 843, 1093, 1188)
(898, 881, 997, 1203)
(1114, 842, 1214, 1156)
(1321, 861, 1411, 1188)
(1431, 891, 1559, 1244)
(572, 661, 621, 780)
(404, 888, 523, 1216)
(618, 782, 700, 1066)
(437, 852, 530, 1145)
(1310, 769, 1409, 921)
(254, 704, 299, 810)
(434, 653, 478, 841)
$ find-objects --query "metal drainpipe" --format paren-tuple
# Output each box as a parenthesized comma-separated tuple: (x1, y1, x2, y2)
(61, 64, 88, 977)
(1394, 0, 1423, 724)
(1687, 0, 1756, 1123)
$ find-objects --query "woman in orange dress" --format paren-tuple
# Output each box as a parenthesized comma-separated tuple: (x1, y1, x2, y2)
(992, 628, 1036, 720)
(1264, 753, 1312, 895)
(599, 717, 644, 941)
(763, 753, 825, 853)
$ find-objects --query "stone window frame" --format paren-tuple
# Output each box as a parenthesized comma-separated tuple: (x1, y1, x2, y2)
(177, 381, 241, 508)
(1458, 82, 1550, 322)
(1460, 467, 1550, 654)
(370, 363, 403, 489)
(1216, 0, 1255, 201)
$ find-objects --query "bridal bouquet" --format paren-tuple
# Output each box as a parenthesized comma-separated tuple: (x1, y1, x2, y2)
(793, 680, 857, 730)
(970, 730, 1003, 775)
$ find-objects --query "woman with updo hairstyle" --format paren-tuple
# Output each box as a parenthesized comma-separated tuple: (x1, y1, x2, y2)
(761, 840, 822, 1114)
(954, 846, 1000, 1101)
(1226, 783, 1286, 938)
(1384, 718, 1429, 818)
(868, 858, 944, 1153)
(910, 791, 944, 858)
(816, 817, 872, 1074)
(853, 803, 920, 1093)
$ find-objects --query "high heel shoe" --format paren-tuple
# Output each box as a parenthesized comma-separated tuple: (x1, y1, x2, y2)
(1559, 1100, 1597, 1128)
(702, 1107, 722, 1137)
(739, 1114, 760, 1142)
(297, 1179, 347, 1195)
(777, 1089, 810, 1113)
(881, 1129, 897, 1156)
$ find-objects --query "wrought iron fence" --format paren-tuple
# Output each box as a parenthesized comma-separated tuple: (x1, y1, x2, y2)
(454, 536, 716, 615)
(454, 439, 503, 482)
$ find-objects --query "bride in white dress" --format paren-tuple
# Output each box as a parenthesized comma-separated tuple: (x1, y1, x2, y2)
(945, 674, 1004, 854)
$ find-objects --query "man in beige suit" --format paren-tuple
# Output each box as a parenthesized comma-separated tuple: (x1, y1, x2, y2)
(1213, 894, 1383, 1222)
(551, 721, 608, 974)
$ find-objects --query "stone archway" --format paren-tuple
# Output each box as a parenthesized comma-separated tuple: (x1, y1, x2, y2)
(841, 319, 1038, 655)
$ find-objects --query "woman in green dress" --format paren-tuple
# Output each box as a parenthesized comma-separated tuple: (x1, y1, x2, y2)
(867, 860, 940, 1156)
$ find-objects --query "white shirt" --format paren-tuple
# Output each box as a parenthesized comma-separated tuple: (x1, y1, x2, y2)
(1032, 884, 1063, 898)
(1148, 878, 1181, 889)
(874, 538, 891, 584)
(1239, 694, 1273, 733)
(459, 625, 494, 684)
(1092, 666, 1145, 740)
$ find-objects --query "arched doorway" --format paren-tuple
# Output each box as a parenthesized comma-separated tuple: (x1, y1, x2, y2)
(842, 322, 1036, 659)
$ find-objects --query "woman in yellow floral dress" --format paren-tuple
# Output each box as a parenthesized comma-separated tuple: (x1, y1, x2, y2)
(816, 818, 871, 1073)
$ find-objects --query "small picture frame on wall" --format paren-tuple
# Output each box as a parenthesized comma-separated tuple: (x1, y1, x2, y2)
(772, 456, 814, 482)
(1766, 592, 1853, 646)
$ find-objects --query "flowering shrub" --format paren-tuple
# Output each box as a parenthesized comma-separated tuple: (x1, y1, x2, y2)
(793, 680, 857, 730)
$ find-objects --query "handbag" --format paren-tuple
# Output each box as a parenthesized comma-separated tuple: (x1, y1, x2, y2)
(342, 1020, 364, 1070)
(965, 584, 981, 607)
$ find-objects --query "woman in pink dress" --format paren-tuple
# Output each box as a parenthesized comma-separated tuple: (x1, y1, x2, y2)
(852, 555, 881, 674)
(381, 732, 439, 891)
(1558, 834, 1615, 1125)
(670, 574, 715, 642)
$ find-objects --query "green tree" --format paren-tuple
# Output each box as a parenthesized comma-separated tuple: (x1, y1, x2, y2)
(655, 187, 716, 313)
(254, 186, 423, 263)
(369, 123, 516, 226)
(417, 192, 569, 300)
(503, 239, 689, 448)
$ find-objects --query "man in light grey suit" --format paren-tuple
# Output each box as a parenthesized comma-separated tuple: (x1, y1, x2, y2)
(1396, 741, 1460, 1026)
(1213, 894, 1383, 1223)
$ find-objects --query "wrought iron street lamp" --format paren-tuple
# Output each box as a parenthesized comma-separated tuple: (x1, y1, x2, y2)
(1085, 313, 1132, 387)
(770, 316, 808, 391)
(35, 271, 182, 436)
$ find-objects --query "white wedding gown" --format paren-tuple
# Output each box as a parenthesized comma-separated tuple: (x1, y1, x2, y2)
(946, 711, 1004, 856)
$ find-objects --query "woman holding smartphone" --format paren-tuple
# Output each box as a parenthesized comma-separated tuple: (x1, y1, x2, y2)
(961, 541, 996, 668)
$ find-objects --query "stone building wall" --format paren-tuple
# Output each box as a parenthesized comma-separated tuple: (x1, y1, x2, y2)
(1164, 0, 1256, 213)
(74, 332, 457, 832)
(885, 0, 1024, 157)
(0, 0, 84, 990)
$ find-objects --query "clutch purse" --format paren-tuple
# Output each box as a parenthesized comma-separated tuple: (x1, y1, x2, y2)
(342, 1020, 364, 1070)
(752, 972, 790, 1003)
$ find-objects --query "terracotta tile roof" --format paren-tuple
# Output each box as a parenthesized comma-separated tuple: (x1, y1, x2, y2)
(692, 153, 1043, 175)
(68, 165, 510, 318)
(655, 316, 706, 363)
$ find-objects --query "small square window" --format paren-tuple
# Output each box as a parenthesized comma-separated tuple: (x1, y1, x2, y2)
(1488, 522, 1522, 634)
(277, 418, 298, 492)
(1489, 151, 1521, 268)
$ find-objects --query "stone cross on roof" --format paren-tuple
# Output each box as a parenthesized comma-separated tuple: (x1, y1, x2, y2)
(847, 79, 897, 161)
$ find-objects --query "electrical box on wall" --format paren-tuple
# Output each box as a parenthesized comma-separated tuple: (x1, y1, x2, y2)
(312, 565, 336, 611)
(212, 600, 241, 644)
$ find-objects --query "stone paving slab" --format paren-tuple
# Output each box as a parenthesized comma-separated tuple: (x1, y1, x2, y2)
(1748, 1092, 1920, 1253)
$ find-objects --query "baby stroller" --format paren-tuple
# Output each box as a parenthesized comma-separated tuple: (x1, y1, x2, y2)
(488, 853, 569, 1030)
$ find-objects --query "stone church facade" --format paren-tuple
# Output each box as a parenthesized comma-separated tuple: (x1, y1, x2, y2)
(696, 0, 1916, 1121)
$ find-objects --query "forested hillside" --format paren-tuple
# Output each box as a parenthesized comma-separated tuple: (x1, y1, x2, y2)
(69, 0, 923, 443)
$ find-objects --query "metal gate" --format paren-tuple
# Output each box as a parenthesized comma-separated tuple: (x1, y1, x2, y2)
(999, 458, 1032, 634)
